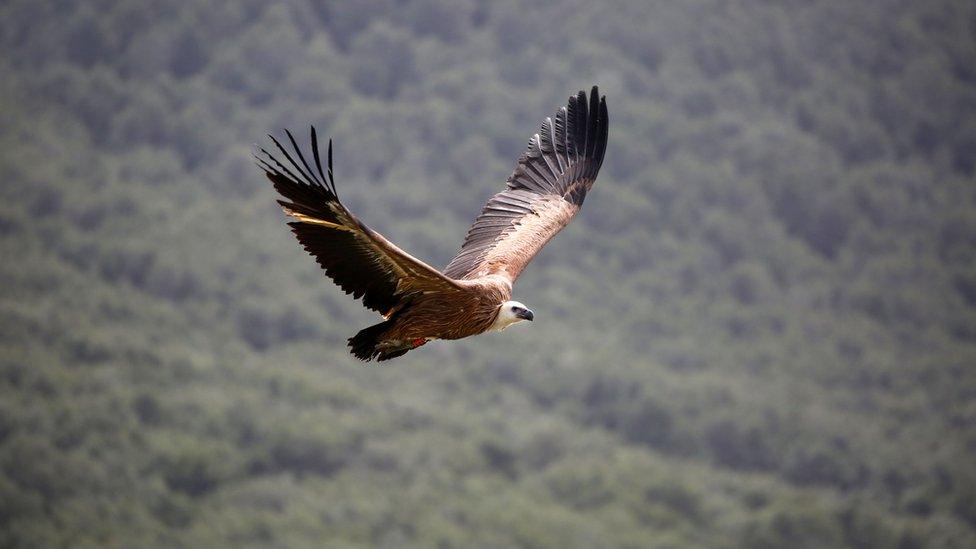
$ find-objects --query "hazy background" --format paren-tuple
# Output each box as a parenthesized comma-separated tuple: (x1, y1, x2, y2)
(1, 0, 975, 547)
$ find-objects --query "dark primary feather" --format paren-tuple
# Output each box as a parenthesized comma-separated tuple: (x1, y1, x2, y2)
(257, 127, 459, 316)
(443, 86, 609, 280)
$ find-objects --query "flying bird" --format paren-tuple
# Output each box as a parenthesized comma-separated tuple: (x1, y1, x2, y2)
(256, 87, 608, 361)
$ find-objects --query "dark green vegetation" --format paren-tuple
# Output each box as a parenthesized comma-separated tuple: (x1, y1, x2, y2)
(2, 0, 975, 546)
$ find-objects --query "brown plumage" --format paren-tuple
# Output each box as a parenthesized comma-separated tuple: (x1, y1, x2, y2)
(257, 87, 609, 361)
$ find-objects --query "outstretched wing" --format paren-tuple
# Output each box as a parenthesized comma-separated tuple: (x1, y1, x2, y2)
(443, 86, 609, 283)
(257, 128, 463, 317)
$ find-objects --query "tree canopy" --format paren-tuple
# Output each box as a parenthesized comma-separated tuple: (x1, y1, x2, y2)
(1, 0, 975, 547)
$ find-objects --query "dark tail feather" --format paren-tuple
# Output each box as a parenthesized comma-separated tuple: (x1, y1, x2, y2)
(348, 320, 391, 361)
(348, 320, 419, 362)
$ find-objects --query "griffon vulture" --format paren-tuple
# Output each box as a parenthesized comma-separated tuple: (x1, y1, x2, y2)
(257, 87, 608, 361)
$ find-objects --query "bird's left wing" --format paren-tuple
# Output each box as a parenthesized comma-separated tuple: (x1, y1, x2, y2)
(444, 87, 609, 283)
(257, 128, 464, 318)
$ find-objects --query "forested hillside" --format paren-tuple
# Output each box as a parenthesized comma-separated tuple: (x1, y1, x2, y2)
(2, 1, 975, 547)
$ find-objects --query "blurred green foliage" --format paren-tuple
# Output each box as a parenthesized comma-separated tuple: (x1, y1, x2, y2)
(1, 0, 975, 546)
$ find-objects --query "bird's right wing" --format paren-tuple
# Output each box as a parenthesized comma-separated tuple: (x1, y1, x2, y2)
(443, 86, 609, 283)
(257, 128, 464, 318)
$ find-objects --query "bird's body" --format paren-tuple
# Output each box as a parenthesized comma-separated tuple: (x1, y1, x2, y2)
(349, 276, 512, 360)
(257, 87, 608, 361)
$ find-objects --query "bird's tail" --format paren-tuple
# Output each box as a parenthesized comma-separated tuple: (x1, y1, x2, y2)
(348, 320, 390, 361)
(348, 319, 415, 362)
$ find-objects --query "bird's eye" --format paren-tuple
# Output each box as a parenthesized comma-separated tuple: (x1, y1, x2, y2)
(511, 306, 518, 312)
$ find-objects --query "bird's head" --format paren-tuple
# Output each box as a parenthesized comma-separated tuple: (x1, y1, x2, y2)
(490, 300, 534, 331)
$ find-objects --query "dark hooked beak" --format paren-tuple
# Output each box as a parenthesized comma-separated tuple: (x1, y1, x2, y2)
(517, 308, 534, 321)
